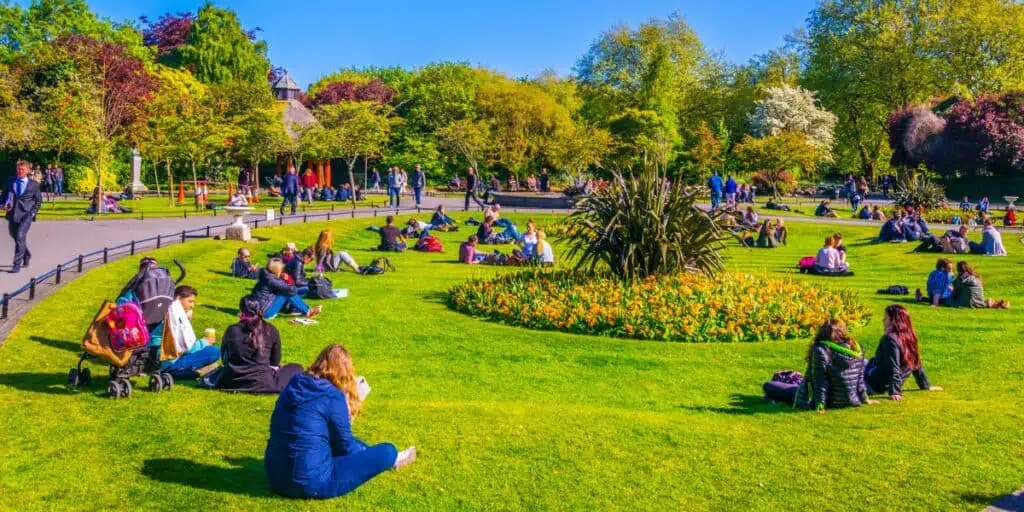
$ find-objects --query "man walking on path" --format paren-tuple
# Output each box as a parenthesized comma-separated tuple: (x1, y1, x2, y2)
(4, 160, 42, 274)
(53, 165, 64, 197)
(724, 175, 737, 207)
(464, 167, 485, 211)
(539, 168, 550, 193)
(412, 164, 426, 208)
(280, 165, 299, 216)
(387, 167, 401, 208)
(707, 171, 723, 209)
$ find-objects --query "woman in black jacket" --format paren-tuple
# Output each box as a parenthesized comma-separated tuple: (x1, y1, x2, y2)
(792, 319, 876, 412)
(865, 305, 943, 400)
(217, 296, 303, 394)
(248, 259, 322, 320)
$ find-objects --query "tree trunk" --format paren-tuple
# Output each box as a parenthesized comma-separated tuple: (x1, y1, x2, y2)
(348, 156, 359, 208)
(152, 162, 161, 197)
(191, 159, 200, 210)
(166, 159, 174, 207)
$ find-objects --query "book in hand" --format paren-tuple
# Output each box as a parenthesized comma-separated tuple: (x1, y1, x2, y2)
(357, 376, 371, 401)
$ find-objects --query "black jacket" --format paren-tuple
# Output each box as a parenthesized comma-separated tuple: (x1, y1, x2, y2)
(794, 341, 869, 410)
(284, 257, 308, 289)
(217, 322, 302, 394)
(231, 257, 258, 279)
(4, 177, 41, 223)
(249, 268, 298, 312)
(866, 335, 930, 396)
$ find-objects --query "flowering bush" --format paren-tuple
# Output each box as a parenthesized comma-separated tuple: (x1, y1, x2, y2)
(447, 270, 871, 343)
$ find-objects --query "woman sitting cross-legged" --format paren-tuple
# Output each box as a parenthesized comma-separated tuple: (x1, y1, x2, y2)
(753, 220, 777, 248)
(249, 259, 323, 320)
(265, 344, 416, 499)
(915, 258, 954, 307)
(814, 199, 838, 218)
(459, 235, 496, 264)
(949, 261, 1009, 309)
(813, 235, 850, 274)
(519, 220, 538, 259)
(536, 230, 555, 266)
(217, 296, 304, 394)
(865, 305, 943, 400)
(774, 219, 788, 246)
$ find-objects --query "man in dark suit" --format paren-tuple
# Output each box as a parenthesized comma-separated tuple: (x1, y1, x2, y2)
(280, 165, 299, 216)
(4, 160, 42, 273)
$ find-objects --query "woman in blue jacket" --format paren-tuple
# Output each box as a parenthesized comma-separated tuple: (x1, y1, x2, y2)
(265, 344, 416, 499)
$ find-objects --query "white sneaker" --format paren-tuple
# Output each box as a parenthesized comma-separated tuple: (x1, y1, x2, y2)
(393, 446, 416, 470)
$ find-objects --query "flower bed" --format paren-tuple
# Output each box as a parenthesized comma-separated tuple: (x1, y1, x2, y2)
(447, 270, 871, 342)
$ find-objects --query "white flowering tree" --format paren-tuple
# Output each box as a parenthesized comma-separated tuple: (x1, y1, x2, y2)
(748, 85, 837, 159)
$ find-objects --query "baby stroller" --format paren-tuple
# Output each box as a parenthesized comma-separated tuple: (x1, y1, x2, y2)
(68, 259, 186, 399)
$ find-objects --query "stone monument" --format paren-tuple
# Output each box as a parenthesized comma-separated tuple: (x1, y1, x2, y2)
(131, 147, 148, 193)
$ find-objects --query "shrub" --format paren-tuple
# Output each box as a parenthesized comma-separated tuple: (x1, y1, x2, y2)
(565, 167, 731, 280)
(751, 169, 797, 197)
(447, 270, 871, 343)
(894, 174, 946, 209)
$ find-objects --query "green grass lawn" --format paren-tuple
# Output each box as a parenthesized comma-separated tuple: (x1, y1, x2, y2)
(1, 214, 1023, 511)
(34, 194, 379, 220)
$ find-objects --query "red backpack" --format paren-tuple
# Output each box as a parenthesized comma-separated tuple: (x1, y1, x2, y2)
(105, 301, 150, 352)
(417, 235, 444, 252)
(798, 256, 816, 273)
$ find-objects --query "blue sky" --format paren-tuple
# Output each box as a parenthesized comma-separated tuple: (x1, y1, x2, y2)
(75, 0, 814, 88)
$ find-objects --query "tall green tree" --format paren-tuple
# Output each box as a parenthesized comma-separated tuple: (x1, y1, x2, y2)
(177, 2, 270, 85)
(310, 101, 394, 207)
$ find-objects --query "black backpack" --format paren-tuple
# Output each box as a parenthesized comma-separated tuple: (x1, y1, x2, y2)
(307, 275, 334, 299)
(120, 258, 184, 325)
(358, 257, 395, 275)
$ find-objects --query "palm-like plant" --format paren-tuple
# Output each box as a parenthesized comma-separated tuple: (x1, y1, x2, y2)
(565, 167, 731, 280)
(894, 173, 947, 209)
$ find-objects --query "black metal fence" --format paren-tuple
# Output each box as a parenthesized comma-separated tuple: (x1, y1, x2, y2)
(0, 205, 458, 322)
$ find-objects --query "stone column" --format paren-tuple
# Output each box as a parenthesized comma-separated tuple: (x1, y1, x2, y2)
(131, 148, 148, 192)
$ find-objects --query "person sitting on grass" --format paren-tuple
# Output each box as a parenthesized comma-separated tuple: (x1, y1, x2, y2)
(960, 196, 972, 212)
(743, 206, 759, 227)
(217, 296, 304, 394)
(915, 258, 954, 307)
(536, 230, 555, 266)
(949, 261, 1009, 309)
(1004, 206, 1018, 227)
(475, 215, 514, 244)
(265, 344, 416, 499)
(228, 190, 249, 207)
(312, 228, 361, 273)
(162, 285, 221, 380)
(232, 247, 259, 279)
(402, 217, 430, 238)
(459, 235, 490, 264)
(374, 215, 407, 252)
(754, 220, 777, 248)
(765, 319, 875, 412)
(279, 242, 298, 264)
(871, 205, 887, 222)
(519, 220, 539, 258)
(878, 212, 905, 242)
(319, 186, 335, 201)
(764, 198, 790, 211)
(285, 248, 314, 297)
(915, 225, 969, 253)
(850, 191, 861, 212)
(429, 205, 458, 231)
(977, 196, 990, 214)
(831, 232, 847, 255)
(865, 305, 942, 401)
(249, 258, 322, 320)
(857, 205, 872, 219)
(900, 213, 924, 241)
(968, 219, 1007, 256)
(814, 199, 838, 218)
(814, 235, 849, 274)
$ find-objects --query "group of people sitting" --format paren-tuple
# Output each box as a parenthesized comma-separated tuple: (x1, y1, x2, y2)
(916, 258, 1010, 309)
(740, 218, 789, 248)
(810, 233, 851, 275)
(368, 205, 460, 252)
(907, 219, 1006, 256)
(86, 186, 132, 214)
(878, 209, 931, 242)
(763, 305, 943, 411)
(459, 218, 555, 266)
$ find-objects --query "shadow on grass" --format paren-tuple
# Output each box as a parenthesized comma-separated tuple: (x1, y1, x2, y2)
(142, 457, 272, 498)
(679, 394, 795, 416)
(421, 290, 450, 305)
(961, 490, 1024, 509)
(201, 304, 240, 316)
(209, 270, 235, 278)
(30, 336, 81, 354)
(0, 372, 78, 395)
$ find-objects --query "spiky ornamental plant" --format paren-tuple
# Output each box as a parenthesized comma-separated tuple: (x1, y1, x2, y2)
(894, 174, 947, 209)
(565, 166, 731, 280)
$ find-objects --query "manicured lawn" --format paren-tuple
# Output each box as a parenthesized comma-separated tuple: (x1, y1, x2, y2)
(34, 194, 378, 220)
(1, 214, 1022, 511)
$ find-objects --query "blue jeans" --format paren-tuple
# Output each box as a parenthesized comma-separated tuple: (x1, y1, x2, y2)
(264, 294, 310, 319)
(388, 187, 401, 208)
(710, 191, 721, 209)
(280, 194, 297, 215)
(413, 187, 422, 205)
(296, 286, 309, 298)
(162, 345, 221, 380)
(55, 180, 63, 196)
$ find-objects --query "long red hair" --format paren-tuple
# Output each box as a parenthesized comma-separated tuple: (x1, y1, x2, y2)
(884, 305, 921, 371)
